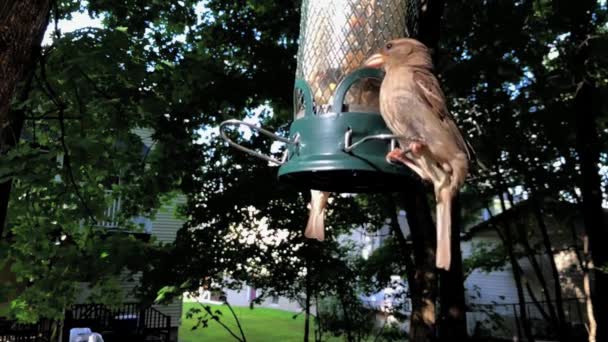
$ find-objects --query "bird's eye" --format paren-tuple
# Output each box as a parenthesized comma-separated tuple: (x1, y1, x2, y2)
(386, 43, 393, 50)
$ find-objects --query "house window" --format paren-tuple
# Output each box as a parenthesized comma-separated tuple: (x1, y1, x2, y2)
(98, 177, 121, 228)
(271, 296, 279, 304)
(96, 177, 152, 233)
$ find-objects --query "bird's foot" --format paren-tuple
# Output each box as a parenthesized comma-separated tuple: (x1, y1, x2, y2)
(386, 148, 406, 165)
(408, 140, 426, 156)
(386, 148, 431, 181)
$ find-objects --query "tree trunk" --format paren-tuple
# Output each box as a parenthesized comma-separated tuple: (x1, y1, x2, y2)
(0, 0, 52, 237)
(553, 0, 608, 337)
(402, 189, 438, 342)
(569, 218, 598, 342)
(517, 222, 560, 327)
(530, 198, 568, 340)
(496, 190, 535, 342)
(574, 79, 608, 342)
(582, 235, 597, 342)
(502, 224, 535, 341)
(438, 196, 467, 340)
(304, 260, 311, 342)
(384, 193, 431, 342)
(506, 193, 561, 334)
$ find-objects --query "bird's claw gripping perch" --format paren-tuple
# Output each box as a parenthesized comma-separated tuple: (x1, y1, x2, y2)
(385, 147, 410, 165)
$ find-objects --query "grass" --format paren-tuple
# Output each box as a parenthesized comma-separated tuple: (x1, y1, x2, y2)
(179, 302, 342, 342)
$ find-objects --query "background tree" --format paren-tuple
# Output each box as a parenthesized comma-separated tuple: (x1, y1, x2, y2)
(0, 0, 206, 321)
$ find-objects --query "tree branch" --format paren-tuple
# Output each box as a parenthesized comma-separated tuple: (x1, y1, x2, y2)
(37, 53, 97, 224)
(224, 300, 247, 342)
(198, 302, 245, 342)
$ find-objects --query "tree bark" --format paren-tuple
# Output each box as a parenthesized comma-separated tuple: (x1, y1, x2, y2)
(0, 0, 52, 237)
(401, 189, 438, 342)
(384, 194, 428, 341)
(552, 0, 608, 338)
(569, 218, 597, 342)
(438, 196, 467, 340)
(304, 259, 311, 342)
(575, 80, 608, 342)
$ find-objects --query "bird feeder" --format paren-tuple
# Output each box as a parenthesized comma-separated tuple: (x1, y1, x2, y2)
(220, 0, 413, 193)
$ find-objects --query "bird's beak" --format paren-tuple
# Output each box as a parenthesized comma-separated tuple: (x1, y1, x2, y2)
(363, 53, 385, 68)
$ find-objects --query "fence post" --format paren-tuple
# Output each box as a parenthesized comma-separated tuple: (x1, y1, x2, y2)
(166, 315, 171, 341)
(513, 303, 522, 341)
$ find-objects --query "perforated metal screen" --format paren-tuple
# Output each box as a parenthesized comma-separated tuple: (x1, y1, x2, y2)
(296, 0, 409, 113)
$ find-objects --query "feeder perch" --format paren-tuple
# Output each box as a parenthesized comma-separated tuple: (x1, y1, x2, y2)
(220, 0, 414, 193)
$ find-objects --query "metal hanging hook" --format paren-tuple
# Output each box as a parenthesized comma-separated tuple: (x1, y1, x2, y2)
(343, 128, 405, 153)
(219, 119, 299, 166)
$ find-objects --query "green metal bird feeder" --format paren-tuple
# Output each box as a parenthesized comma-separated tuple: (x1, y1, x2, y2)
(220, 0, 413, 193)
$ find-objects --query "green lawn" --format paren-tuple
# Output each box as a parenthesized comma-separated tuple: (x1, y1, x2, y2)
(180, 302, 342, 342)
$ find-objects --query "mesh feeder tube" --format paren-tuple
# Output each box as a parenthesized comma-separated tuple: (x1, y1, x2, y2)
(277, 0, 414, 192)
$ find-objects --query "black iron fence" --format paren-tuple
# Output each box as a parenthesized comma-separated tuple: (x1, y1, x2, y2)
(0, 303, 171, 342)
(0, 318, 54, 342)
(64, 303, 171, 341)
(467, 297, 589, 341)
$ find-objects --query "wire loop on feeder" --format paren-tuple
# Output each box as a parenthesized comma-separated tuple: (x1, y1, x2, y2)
(343, 128, 405, 153)
(219, 119, 298, 166)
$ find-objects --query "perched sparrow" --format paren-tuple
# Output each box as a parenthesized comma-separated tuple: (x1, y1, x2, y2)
(304, 190, 330, 241)
(365, 38, 470, 270)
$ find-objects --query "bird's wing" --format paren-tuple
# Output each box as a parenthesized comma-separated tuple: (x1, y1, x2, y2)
(412, 68, 451, 121)
(412, 68, 473, 160)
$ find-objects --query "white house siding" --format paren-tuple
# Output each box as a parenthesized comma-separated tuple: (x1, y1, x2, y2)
(195, 286, 306, 313)
(118, 274, 182, 328)
(258, 294, 304, 313)
(462, 224, 588, 339)
(71, 128, 185, 331)
(149, 194, 187, 326)
(75, 193, 186, 328)
(151, 194, 187, 244)
(462, 236, 529, 305)
(90, 194, 187, 327)
(152, 300, 182, 328)
(118, 194, 186, 329)
(132, 127, 155, 149)
(463, 231, 585, 306)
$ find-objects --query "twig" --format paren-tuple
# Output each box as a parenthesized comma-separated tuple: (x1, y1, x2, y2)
(224, 300, 247, 342)
(197, 302, 245, 342)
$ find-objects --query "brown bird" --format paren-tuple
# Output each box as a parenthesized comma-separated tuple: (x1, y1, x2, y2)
(304, 190, 330, 241)
(364, 38, 470, 270)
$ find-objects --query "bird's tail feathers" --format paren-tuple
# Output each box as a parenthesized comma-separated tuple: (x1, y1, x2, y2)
(435, 187, 452, 270)
(435, 156, 467, 270)
(304, 191, 329, 241)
